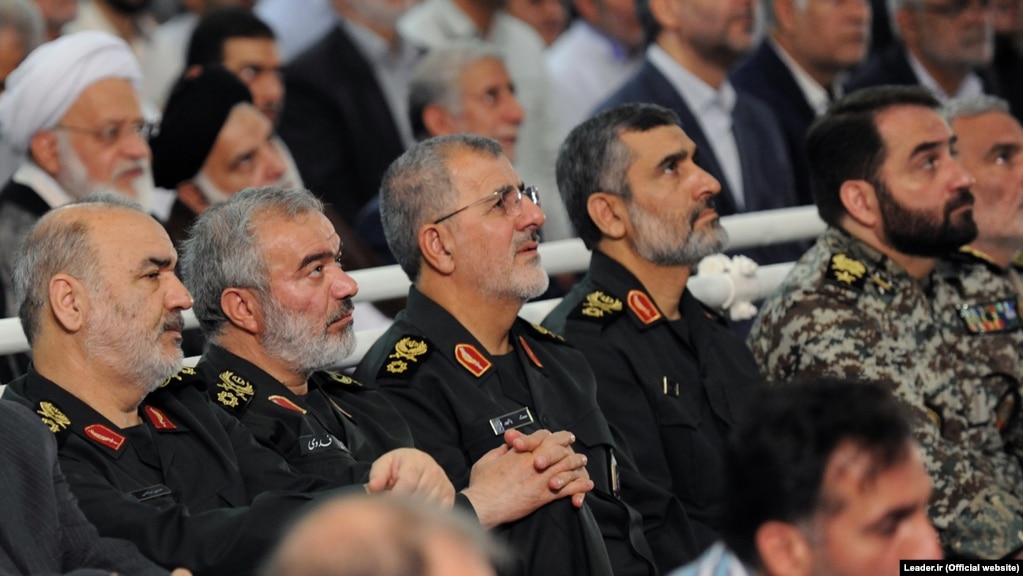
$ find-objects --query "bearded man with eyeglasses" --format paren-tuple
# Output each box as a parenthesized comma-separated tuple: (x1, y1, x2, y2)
(0, 30, 155, 382)
(357, 133, 700, 576)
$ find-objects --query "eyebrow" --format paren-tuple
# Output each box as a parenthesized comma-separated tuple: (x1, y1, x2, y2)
(658, 149, 690, 171)
(298, 250, 337, 271)
(988, 142, 1021, 160)
(137, 256, 174, 272)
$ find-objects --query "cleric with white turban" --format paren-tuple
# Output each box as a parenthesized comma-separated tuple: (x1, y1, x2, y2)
(0, 31, 142, 181)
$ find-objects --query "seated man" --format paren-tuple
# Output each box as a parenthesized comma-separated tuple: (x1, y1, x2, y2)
(356, 134, 699, 575)
(178, 185, 592, 526)
(544, 103, 762, 548)
(671, 379, 942, 575)
(150, 65, 287, 246)
(749, 85, 1023, 558)
(0, 196, 447, 574)
(261, 494, 500, 576)
(0, 399, 188, 576)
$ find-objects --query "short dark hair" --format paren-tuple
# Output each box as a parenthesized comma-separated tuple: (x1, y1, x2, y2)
(722, 378, 914, 567)
(806, 85, 940, 227)
(556, 103, 681, 249)
(186, 6, 275, 68)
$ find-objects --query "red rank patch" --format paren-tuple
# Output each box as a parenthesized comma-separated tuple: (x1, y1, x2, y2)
(268, 395, 307, 414)
(518, 336, 543, 369)
(84, 424, 126, 451)
(627, 290, 662, 325)
(454, 344, 492, 378)
(143, 405, 177, 430)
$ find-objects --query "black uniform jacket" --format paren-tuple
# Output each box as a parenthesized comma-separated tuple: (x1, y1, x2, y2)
(544, 252, 763, 549)
(356, 287, 699, 575)
(4, 368, 349, 576)
(194, 344, 413, 483)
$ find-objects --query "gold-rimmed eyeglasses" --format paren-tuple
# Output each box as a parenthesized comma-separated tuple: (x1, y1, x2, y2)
(54, 120, 154, 147)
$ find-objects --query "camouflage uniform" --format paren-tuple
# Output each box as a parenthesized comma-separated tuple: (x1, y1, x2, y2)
(749, 227, 1023, 559)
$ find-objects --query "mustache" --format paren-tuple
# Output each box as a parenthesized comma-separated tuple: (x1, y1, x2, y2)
(946, 189, 975, 215)
(688, 200, 718, 227)
(162, 312, 184, 333)
(325, 298, 355, 327)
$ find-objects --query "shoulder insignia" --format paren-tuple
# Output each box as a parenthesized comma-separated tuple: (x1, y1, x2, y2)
(528, 322, 565, 342)
(580, 291, 623, 319)
(84, 424, 126, 452)
(1012, 251, 1023, 270)
(323, 371, 362, 387)
(518, 336, 543, 369)
(213, 370, 255, 414)
(378, 335, 433, 380)
(36, 400, 71, 434)
(957, 299, 1022, 334)
(958, 245, 998, 267)
(996, 389, 1021, 432)
(454, 343, 492, 378)
(143, 405, 177, 431)
(825, 253, 867, 290)
(161, 366, 198, 388)
(268, 395, 307, 414)
(627, 289, 663, 325)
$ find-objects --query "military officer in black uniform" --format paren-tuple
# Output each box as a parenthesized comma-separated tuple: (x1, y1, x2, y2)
(1, 197, 358, 576)
(542, 103, 762, 548)
(177, 186, 595, 533)
(356, 134, 699, 575)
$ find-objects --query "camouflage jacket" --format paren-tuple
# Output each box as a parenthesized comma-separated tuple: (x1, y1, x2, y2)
(749, 227, 1023, 559)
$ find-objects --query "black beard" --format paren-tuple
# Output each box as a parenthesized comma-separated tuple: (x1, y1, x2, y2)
(103, 0, 151, 16)
(875, 178, 978, 257)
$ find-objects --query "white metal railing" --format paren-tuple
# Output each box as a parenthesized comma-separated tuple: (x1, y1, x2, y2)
(0, 206, 826, 365)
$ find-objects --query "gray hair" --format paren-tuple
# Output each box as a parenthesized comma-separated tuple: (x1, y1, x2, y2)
(409, 39, 506, 141)
(943, 94, 1011, 122)
(14, 193, 143, 344)
(380, 134, 504, 282)
(179, 186, 324, 340)
(0, 0, 42, 59)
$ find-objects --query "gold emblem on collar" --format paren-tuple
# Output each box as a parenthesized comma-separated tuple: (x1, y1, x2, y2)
(582, 291, 622, 318)
(161, 366, 196, 388)
(37, 401, 70, 433)
(216, 370, 254, 408)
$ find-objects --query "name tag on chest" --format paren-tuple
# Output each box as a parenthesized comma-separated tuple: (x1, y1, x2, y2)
(489, 407, 535, 435)
(299, 433, 349, 455)
(129, 484, 173, 502)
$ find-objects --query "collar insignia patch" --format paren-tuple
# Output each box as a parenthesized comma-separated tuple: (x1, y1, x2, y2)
(996, 389, 1021, 432)
(37, 401, 70, 433)
(143, 405, 177, 430)
(268, 395, 307, 414)
(84, 424, 126, 452)
(826, 253, 867, 289)
(957, 299, 1022, 334)
(518, 336, 543, 369)
(582, 291, 622, 318)
(455, 343, 492, 377)
(215, 370, 255, 413)
(627, 290, 662, 325)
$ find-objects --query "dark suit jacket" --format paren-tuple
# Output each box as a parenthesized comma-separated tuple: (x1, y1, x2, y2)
(278, 23, 409, 224)
(846, 42, 1001, 95)
(0, 400, 167, 575)
(598, 59, 805, 265)
(731, 41, 817, 207)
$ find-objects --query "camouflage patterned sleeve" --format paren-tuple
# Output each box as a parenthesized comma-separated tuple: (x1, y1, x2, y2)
(751, 292, 1023, 559)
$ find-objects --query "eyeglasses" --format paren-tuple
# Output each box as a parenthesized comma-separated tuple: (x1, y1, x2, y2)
(433, 185, 540, 224)
(916, 0, 990, 18)
(54, 120, 154, 146)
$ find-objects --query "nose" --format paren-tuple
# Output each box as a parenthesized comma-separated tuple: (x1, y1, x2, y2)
(518, 191, 546, 230)
(328, 265, 359, 301)
(125, 129, 152, 160)
(906, 516, 944, 560)
(258, 142, 287, 186)
(166, 274, 193, 311)
(505, 94, 525, 126)
(696, 165, 722, 200)
(256, 75, 284, 117)
(849, 0, 871, 22)
(949, 156, 975, 192)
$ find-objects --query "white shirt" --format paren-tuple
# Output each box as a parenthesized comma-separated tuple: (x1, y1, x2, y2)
(340, 19, 420, 149)
(649, 44, 745, 210)
(399, 0, 571, 240)
(13, 161, 73, 209)
(547, 21, 643, 142)
(142, 12, 197, 110)
(769, 36, 842, 116)
(907, 50, 984, 100)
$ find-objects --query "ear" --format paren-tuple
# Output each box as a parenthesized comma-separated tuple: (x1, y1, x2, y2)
(774, 0, 798, 34)
(220, 287, 262, 335)
(48, 273, 87, 334)
(419, 223, 455, 276)
(755, 521, 814, 576)
(895, 5, 916, 42)
(178, 181, 210, 216)
(649, 0, 680, 30)
(29, 130, 60, 177)
(422, 104, 458, 138)
(586, 192, 629, 240)
(839, 179, 881, 228)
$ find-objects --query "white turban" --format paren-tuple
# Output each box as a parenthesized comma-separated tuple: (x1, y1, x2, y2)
(0, 31, 143, 156)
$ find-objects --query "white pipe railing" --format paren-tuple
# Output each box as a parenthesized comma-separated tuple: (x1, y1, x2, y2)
(0, 206, 826, 360)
